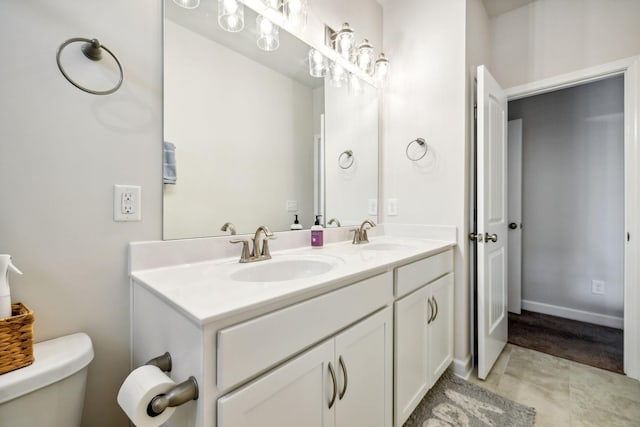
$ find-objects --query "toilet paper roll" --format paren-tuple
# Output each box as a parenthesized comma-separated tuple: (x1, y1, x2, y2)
(117, 365, 177, 427)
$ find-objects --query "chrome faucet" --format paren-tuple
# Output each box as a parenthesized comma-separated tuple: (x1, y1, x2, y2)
(220, 222, 237, 235)
(230, 225, 276, 263)
(351, 219, 376, 244)
(328, 218, 341, 227)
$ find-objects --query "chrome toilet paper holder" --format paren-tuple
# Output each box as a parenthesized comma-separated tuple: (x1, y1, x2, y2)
(144, 352, 199, 417)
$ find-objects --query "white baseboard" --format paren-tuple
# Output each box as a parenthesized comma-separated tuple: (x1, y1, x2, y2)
(521, 300, 623, 329)
(452, 355, 472, 380)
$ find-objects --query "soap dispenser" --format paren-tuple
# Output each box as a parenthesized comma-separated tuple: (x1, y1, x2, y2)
(311, 215, 323, 248)
(290, 214, 302, 230)
(0, 255, 22, 319)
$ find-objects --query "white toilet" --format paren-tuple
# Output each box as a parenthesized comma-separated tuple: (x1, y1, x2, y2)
(0, 332, 94, 427)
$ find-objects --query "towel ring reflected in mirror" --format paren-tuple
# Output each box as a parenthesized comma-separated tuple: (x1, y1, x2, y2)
(406, 137, 428, 161)
(56, 37, 124, 95)
(338, 150, 354, 169)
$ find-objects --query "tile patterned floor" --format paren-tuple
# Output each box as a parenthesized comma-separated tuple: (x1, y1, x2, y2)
(467, 344, 640, 427)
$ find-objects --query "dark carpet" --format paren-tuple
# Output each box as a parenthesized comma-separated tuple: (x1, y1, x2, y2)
(402, 370, 535, 427)
(508, 310, 623, 373)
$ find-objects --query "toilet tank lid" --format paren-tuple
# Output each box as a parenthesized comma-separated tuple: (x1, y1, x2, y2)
(0, 332, 94, 404)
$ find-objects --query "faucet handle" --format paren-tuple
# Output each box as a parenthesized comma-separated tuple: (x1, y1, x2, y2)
(230, 239, 251, 263)
(349, 228, 360, 244)
(360, 228, 370, 244)
(261, 234, 277, 258)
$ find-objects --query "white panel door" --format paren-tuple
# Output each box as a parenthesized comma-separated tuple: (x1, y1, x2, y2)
(477, 65, 508, 380)
(507, 119, 523, 314)
(218, 340, 335, 427)
(334, 308, 392, 427)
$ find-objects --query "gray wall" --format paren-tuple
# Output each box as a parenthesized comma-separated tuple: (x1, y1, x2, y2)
(509, 76, 624, 319)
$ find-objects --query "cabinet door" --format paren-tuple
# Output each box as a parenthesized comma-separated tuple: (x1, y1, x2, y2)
(394, 286, 430, 427)
(218, 339, 335, 427)
(334, 307, 393, 427)
(427, 273, 454, 388)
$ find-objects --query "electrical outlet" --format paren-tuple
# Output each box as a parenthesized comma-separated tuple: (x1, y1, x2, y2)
(387, 198, 398, 216)
(367, 199, 377, 216)
(114, 185, 141, 221)
(592, 280, 605, 295)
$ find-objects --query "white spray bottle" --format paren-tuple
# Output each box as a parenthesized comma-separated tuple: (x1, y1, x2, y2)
(0, 255, 23, 319)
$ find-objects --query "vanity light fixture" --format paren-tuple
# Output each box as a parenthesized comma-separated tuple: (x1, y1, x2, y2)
(356, 39, 374, 76)
(172, 0, 200, 9)
(257, 15, 280, 51)
(375, 53, 390, 83)
(335, 22, 355, 60)
(329, 61, 347, 87)
(218, 0, 245, 32)
(284, 0, 308, 30)
(308, 48, 326, 78)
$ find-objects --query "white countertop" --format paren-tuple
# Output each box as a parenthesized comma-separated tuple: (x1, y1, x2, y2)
(131, 234, 455, 325)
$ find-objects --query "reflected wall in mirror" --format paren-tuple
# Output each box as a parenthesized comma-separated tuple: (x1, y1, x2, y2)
(163, 0, 378, 239)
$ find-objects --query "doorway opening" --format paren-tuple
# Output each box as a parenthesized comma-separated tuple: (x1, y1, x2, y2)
(506, 75, 624, 373)
(471, 56, 640, 381)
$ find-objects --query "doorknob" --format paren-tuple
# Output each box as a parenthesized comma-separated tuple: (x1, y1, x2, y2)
(484, 233, 498, 242)
(469, 233, 484, 242)
(509, 222, 517, 230)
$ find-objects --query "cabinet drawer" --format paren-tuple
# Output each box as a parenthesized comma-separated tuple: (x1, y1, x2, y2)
(395, 249, 453, 297)
(217, 272, 393, 391)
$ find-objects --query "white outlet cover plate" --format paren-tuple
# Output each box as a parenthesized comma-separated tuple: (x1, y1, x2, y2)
(387, 198, 398, 216)
(114, 185, 142, 221)
(592, 279, 605, 295)
(367, 199, 377, 215)
(286, 200, 298, 212)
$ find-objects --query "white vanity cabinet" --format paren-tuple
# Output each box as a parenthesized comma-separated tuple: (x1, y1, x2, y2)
(129, 234, 456, 427)
(218, 307, 393, 427)
(393, 251, 454, 427)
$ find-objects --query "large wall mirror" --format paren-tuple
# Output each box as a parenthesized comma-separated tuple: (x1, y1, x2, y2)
(163, 0, 379, 239)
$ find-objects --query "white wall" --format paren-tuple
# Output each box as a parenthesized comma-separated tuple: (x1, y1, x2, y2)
(0, 1, 162, 426)
(382, 0, 470, 369)
(491, 0, 640, 88)
(466, 0, 491, 77)
(0, 1, 382, 426)
(163, 21, 315, 238)
(509, 76, 625, 319)
(324, 81, 378, 226)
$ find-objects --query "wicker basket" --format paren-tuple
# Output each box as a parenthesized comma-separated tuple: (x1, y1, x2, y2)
(0, 303, 34, 375)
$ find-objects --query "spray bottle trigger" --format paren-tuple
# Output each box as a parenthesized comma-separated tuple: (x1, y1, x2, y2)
(8, 261, 22, 275)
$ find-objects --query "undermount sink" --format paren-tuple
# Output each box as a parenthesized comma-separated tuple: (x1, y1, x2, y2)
(228, 255, 343, 283)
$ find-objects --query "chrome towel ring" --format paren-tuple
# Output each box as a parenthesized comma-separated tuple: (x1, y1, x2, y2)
(56, 37, 124, 95)
(338, 150, 354, 169)
(406, 137, 428, 161)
